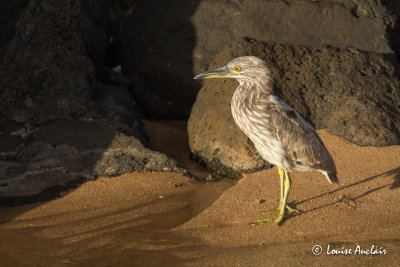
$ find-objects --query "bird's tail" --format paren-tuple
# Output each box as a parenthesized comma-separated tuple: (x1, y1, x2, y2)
(328, 172, 339, 184)
(320, 170, 340, 184)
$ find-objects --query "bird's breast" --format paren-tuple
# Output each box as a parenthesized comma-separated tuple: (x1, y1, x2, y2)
(231, 89, 270, 138)
(231, 90, 286, 167)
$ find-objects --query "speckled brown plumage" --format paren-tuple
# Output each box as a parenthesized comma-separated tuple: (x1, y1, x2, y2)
(226, 56, 338, 183)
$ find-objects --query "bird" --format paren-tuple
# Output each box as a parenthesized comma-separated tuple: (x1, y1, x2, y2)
(194, 56, 339, 225)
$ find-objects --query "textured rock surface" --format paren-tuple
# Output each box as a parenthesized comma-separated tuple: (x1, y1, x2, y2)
(0, 120, 177, 197)
(0, 0, 183, 197)
(0, 63, 179, 198)
(191, 0, 398, 74)
(80, 0, 111, 65)
(111, 0, 398, 118)
(0, 0, 96, 124)
(112, 0, 199, 119)
(188, 39, 400, 177)
(0, 0, 29, 50)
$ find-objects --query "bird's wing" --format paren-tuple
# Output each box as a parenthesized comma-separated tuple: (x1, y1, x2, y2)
(260, 95, 336, 174)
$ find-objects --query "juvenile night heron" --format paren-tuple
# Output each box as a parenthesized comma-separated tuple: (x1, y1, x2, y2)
(194, 56, 339, 225)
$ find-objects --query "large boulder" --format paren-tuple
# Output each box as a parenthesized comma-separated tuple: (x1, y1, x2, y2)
(0, 0, 96, 125)
(0, 65, 180, 198)
(80, 0, 111, 65)
(111, 0, 199, 119)
(188, 39, 400, 177)
(0, 0, 181, 198)
(111, 0, 398, 118)
(191, 0, 398, 74)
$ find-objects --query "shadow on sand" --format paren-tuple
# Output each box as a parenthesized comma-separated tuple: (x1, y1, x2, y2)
(292, 166, 400, 216)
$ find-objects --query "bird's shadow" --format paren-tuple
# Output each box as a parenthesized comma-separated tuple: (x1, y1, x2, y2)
(290, 166, 400, 216)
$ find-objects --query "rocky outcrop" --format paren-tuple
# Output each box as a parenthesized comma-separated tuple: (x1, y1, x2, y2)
(191, 0, 398, 74)
(0, 0, 29, 50)
(0, 0, 96, 125)
(0, 0, 180, 197)
(0, 59, 181, 197)
(111, 1, 199, 119)
(0, 119, 177, 197)
(188, 39, 400, 177)
(112, 0, 399, 118)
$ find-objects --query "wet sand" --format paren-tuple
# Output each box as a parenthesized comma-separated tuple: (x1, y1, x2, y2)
(1, 121, 399, 266)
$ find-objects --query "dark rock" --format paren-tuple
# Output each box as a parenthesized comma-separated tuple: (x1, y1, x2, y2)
(188, 39, 400, 176)
(110, 1, 200, 118)
(93, 66, 147, 144)
(0, 120, 177, 197)
(0, 121, 29, 159)
(0, 1, 183, 198)
(110, 0, 397, 119)
(0, 0, 29, 50)
(95, 65, 132, 88)
(0, 0, 96, 125)
(191, 0, 397, 74)
(81, 0, 111, 65)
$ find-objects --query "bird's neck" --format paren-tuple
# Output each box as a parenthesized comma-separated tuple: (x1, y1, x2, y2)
(235, 76, 273, 103)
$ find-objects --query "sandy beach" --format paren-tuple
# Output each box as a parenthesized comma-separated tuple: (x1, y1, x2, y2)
(1, 121, 400, 266)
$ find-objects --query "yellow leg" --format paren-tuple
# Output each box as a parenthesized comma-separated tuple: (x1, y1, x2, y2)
(276, 170, 291, 224)
(252, 169, 299, 226)
(260, 167, 300, 214)
(279, 167, 284, 203)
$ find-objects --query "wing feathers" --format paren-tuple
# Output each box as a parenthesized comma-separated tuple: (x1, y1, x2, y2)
(261, 95, 337, 176)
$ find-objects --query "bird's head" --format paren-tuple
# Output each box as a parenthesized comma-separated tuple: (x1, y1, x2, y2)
(194, 56, 271, 84)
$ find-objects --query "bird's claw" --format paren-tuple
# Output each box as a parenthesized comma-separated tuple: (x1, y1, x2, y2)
(250, 213, 296, 226)
(261, 204, 300, 214)
(260, 206, 280, 214)
(251, 204, 300, 226)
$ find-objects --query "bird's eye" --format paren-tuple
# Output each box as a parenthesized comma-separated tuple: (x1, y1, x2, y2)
(235, 66, 241, 72)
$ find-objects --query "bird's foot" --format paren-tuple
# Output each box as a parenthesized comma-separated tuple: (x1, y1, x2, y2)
(250, 213, 296, 226)
(250, 204, 300, 226)
(261, 204, 300, 214)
